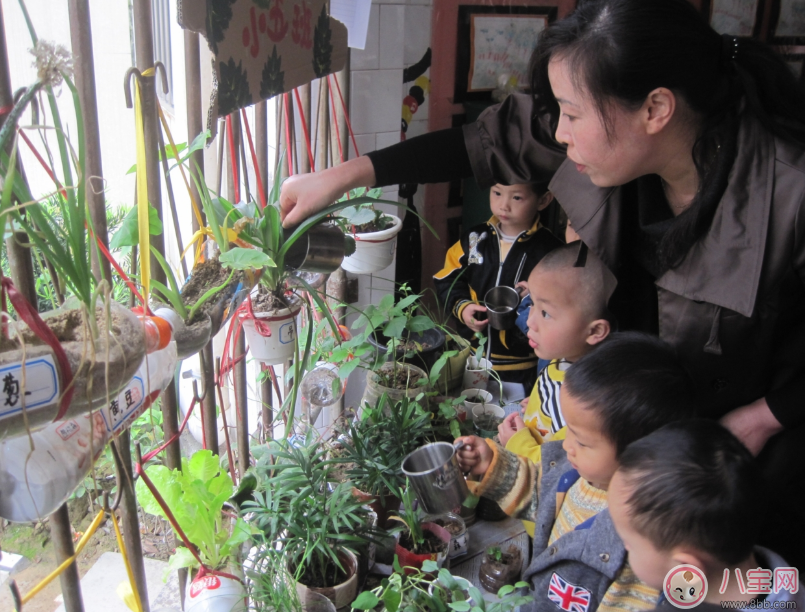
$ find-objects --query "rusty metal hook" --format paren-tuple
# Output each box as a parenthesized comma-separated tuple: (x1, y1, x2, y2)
(153, 61, 170, 97)
(107, 440, 127, 512)
(123, 66, 143, 109)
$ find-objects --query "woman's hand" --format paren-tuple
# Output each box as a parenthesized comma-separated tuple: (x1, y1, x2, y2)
(455, 436, 493, 475)
(498, 412, 526, 446)
(462, 303, 488, 332)
(280, 157, 376, 228)
(719, 397, 784, 456)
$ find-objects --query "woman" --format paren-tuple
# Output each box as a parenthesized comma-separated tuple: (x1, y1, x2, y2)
(282, 0, 805, 564)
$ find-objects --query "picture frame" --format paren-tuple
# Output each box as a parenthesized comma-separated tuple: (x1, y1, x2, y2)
(702, 0, 764, 37)
(454, 5, 557, 103)
(770, 0, 805, 44)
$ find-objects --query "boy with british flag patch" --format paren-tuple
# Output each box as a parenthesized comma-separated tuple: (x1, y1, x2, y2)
(456, 333, 695, 612)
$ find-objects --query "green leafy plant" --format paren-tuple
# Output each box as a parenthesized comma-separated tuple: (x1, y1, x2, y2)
(390, 483, 425, 553)
(243, 430, 372, 589)
(335, 187, 394, 232)
(336, 394, 433, 500)
(135, 449, 251, 573)
(486, 546, 503, 563)
(351, 559, 533, 612)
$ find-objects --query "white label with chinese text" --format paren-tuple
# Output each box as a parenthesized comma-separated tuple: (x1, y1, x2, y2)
(100, 375, 145, 433)
(0, 356, 59, 418)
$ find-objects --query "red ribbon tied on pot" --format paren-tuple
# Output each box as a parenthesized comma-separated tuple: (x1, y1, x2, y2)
(1, 277, 74, 421)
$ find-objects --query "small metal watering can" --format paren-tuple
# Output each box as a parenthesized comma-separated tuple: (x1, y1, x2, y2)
(401, 441, 469, 515)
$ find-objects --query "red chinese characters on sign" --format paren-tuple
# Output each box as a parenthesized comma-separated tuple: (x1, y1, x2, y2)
(292, 0, 313, 49)
(242, 0, 314, 58)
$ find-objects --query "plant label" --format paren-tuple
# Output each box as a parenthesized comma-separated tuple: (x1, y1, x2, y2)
(450, 533, 468, 558)
(0, 356, 59, 418)
(279, 321, 295, 344)
(99, 375, 145, 433)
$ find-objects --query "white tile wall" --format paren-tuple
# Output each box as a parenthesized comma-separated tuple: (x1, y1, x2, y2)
(404, 5, 433, 65)
(376, 130, 401, 150)
(350, 133, 377, 159)
(351, 4, 380, 70)
(379, 5, 406, 69)
(350, 69, 405, 135)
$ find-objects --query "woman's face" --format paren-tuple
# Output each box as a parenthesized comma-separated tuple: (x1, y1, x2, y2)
(549, 57, 654, 187)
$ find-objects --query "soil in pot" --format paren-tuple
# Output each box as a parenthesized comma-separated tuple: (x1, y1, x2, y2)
(479, 546, 522, 592)
(351, 215, 394, 234)
(1, 306, 127, 350)
(398, 529, 447, 555)
(475, 413, 503, 431)
(250, 290, 289, 313)
(375, 365, 424, 389)
(181, 258, 245, 321)
(295, 561, 349, 589)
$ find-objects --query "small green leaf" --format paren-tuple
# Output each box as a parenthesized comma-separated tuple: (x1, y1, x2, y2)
(421, 560, 439, 572)
(219, 247, 275, 270)
(383, 588, 402, 612)
(109, 204, 163, 248)
(407, 315, 435, 333)
(351, 592, 380, 610)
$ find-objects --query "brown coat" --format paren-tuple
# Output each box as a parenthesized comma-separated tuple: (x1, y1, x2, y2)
(464, 94, 805, 427)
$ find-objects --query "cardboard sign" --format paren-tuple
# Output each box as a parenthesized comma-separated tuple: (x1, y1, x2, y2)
(178, 0, 348, 119)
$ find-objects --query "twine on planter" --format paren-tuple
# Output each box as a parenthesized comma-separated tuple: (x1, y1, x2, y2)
(1, 277, 74, 421)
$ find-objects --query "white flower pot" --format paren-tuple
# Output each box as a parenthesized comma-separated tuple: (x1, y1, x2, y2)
(241, 296, 303, 365)
(341, 215, 402, 274)
(463, 389, 494, 419)
(185, 572, 246, 612)
(463, 356, 492, 390)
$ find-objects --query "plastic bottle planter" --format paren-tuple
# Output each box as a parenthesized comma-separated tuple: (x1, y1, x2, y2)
(473, 404, 505, 439)
(435, 337, 471, 394)
(186, 571, 247, 612)
(295, 548, 359, 612)
(463, 356, 492, 390)
(0, 342, 178, 522)
(0, 301, 146, 442)
(154, 307, 213, 360)
(360, 362, 430, 413)
(394, 522, 451, 572)
(479, 547, 523, 593)
(426, 512, 469, 559)
(241, 294, 303, 365)
(463, 389, 493, 418)
(341, 215, 402, 275)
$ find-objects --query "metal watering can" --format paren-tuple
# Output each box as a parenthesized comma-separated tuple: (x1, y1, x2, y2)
(401, 441, 469, 515)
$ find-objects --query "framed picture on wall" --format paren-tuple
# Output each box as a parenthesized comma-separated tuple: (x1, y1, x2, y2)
(770, 0, 805, 44)
(702, 0, 764, 37)
(455, 5, 557, 103)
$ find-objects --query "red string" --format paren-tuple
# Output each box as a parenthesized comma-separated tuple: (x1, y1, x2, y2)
(17, 129, 68, 199)
(282, 93, 295, 176)
(0, 104, 13, 115)
(239, 108, 267, 208)
(330, 74, 361, 159)
(326, 76, 345, 164)
(140, 396, 198, 463)
(1, 277, 74, 421)
(225, 115, 240, 203)
(86, 223, 151, 315)
(292, 88, 315, 172)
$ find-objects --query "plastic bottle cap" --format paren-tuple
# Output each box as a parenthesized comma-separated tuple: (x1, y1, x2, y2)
(149, 316, 173, 350)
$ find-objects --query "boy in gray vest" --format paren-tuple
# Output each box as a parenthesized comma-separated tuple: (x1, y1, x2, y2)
(609, 420, 805, 611)
(456, 332, 695, 612)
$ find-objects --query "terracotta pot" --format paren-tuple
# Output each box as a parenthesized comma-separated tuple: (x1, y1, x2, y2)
(479, 548, 523, 593)
(295, 548, 358, 612)
(394, 522, 450, 573)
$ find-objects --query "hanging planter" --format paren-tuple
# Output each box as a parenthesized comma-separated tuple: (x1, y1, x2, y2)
(241, 292, 304, 365)
(186, 570, 247, 612)
(0, 300, 147, 442)
(341, 215, 402, 275)
(0, 342, 178, 522)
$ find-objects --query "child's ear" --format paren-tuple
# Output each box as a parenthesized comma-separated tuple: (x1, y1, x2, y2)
(536, 192, 554, 211)
(585, 319, 611, 347)
(670, 549, 710, 574)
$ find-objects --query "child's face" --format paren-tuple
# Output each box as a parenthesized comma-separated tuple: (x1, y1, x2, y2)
(526, 268, 596, 362)
(490, 184, 548, 235)
(560, 386, 619, 490)
(608, 471, 675, 589)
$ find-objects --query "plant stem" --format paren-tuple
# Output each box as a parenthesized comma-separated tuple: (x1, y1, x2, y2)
(186, 269, 236, 322)
(0, 82, 41, 152)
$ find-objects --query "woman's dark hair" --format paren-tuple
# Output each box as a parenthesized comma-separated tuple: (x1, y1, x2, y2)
(563, 331, 696, 456)
(618, 420, 763, 566)
(530, 0, 805, 269)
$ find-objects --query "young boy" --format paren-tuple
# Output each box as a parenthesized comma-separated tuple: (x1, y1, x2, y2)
(499, 242, 614, 462)
(434, 182, 560, 384)
(456, 332, 695, 612)
(609, 420, 805, 611)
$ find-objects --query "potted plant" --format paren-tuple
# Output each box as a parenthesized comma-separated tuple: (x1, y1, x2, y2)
(336, 187, 403, 275)
(243, 430, 374, 611)
(334, 394, 433, 528)
(479, 545, 523, 593)
(390, 484, 450, 572)
(351, 559, 533, 612)
(135, 449, 252, 611)
(0, 42, 146, 439)
(424, 512, 468, 560)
